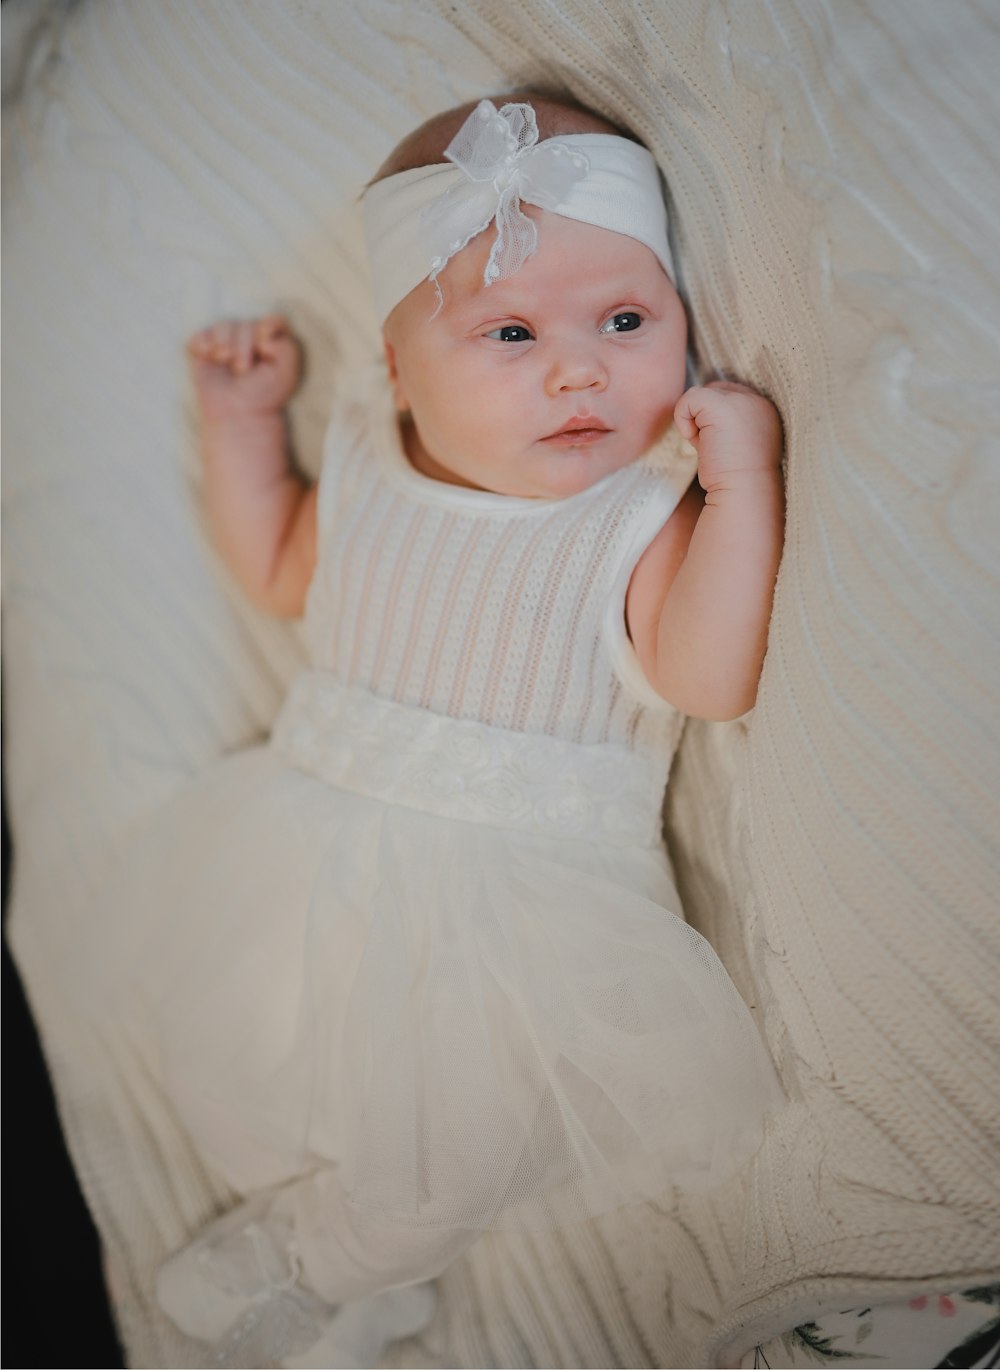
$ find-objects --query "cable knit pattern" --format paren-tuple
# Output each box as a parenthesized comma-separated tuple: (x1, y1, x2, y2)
(3, 3, 998, 1368)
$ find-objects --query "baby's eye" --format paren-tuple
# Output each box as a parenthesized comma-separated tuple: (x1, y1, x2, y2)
(599, 312, 643, 334)
(485, 324, 534, 343)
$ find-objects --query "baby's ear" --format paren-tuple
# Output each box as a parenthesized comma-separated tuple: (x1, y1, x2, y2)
(382, 336, 409, 412)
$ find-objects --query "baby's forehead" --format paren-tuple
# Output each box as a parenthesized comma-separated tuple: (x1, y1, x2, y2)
(442, 211, 671, 302)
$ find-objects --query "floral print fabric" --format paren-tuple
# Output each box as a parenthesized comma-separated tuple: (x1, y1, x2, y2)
(738, 1285, 1000, 1368)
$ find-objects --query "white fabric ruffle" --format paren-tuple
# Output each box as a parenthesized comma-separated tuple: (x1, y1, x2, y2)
(83, 670, 782, 1239)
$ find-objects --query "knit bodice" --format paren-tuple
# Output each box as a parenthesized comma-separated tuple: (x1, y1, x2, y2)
(305, 371, 697, 768)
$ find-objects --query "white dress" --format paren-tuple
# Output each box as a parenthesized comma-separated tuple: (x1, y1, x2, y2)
(87, 371, 782, 1359)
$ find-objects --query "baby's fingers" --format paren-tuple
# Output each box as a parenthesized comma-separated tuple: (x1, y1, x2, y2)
(187, 322, 239, 369)
(231, 320, 257, 374)
(207, 321, 240, 366)
(673, 388, 710, 442)
(186, 315, 297, 398)
(253, 315, 290, 360)
(674, 383, 746, 439)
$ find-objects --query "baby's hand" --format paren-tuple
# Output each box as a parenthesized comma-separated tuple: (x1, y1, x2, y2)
(187, 316, 301, 424)
(674, 381, 782, 493)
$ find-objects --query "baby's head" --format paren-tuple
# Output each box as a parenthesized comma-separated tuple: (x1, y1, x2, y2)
(363, 96, 687, 499)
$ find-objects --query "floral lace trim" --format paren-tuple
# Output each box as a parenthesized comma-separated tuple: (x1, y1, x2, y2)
(271, 671, 665, 846)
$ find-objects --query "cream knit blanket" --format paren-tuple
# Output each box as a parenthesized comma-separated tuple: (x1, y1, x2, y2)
(4, 2, 998, 1365)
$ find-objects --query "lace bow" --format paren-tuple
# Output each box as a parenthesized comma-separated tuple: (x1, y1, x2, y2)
(424, 100, 590, 299)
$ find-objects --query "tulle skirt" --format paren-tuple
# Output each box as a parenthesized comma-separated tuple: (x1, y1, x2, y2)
(85, 671, 782, 1235)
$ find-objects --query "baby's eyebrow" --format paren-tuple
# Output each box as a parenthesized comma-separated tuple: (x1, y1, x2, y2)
(454, 282, 530, 313)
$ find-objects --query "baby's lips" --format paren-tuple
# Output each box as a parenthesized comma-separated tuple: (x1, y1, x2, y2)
(542, 415, 611, 440)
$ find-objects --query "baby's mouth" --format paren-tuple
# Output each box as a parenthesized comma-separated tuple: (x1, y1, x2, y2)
(540, 418, 612, 446)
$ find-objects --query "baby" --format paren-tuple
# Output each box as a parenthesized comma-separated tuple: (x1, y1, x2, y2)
(191, 100, 783, 723)
(133, 94, 785, 1366)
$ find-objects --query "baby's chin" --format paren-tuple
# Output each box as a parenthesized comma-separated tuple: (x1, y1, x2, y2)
(457, 451, 645, 500)
(513, 447, 645, 499)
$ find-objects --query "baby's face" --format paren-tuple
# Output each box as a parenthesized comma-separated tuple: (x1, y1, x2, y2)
(384, 209, 688, 499)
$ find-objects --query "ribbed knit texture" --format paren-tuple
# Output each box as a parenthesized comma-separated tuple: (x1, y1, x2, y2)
(4, 3, 998, 1367)
(305, 377, 691, 758)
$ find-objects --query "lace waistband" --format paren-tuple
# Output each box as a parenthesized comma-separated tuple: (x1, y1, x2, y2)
(271, 671, 665, 846)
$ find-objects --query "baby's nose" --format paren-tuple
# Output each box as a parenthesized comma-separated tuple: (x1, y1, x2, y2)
(544, 344, 608, 395)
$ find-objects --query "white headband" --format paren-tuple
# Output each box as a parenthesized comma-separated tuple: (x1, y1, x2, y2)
(362, 99, 674, 325)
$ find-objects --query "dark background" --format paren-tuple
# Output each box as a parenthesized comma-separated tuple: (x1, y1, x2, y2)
(3, 711, 125, 1368)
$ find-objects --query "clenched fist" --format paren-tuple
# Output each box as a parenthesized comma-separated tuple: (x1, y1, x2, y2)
(674, 381, 783, 493)
(187, 316, 301, 425)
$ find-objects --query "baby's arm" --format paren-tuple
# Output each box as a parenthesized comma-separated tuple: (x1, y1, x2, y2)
(626, 382, 784, 720)
(187, 316, 317, 618)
